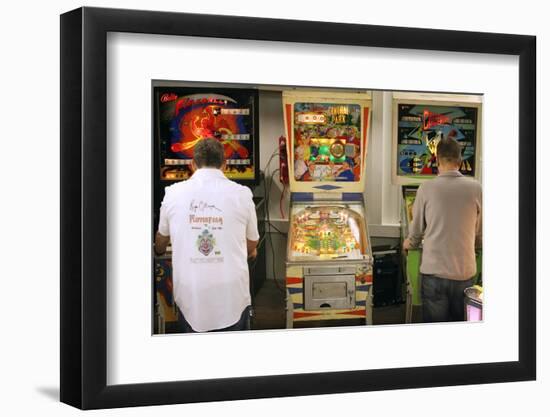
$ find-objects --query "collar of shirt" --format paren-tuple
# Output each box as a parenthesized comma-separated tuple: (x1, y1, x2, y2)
(438, 170, 463, 178)
(190, 168, 227, 180)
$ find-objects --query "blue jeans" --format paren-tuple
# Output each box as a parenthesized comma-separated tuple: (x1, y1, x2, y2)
(421, 274, 473, 323)
(177, 306, 251, 333)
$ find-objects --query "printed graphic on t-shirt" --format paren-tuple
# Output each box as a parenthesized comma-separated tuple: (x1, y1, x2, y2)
(196, 229, 215, 256)
(188, 199, 224, 264)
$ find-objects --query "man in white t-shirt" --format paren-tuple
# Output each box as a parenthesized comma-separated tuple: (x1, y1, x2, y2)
(154, 138, 259, 332)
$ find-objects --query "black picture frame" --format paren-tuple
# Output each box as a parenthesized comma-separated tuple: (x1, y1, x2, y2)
(60, 6, 536, 410)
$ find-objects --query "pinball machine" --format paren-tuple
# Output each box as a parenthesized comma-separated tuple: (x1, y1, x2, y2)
(392, 94, 483, 322)
(282, 90, 373, 328)
(152, 85, 264, 333)
(464, 285, 483, 321)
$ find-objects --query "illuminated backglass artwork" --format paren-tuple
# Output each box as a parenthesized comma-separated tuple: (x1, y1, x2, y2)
(154, 87, 258, 182)
(396, 103, 479, 178)
(293, 102, 363, 182)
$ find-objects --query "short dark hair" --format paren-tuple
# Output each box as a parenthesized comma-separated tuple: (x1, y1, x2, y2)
(193, 138, 225, 168)
(436, 137, 462, 165)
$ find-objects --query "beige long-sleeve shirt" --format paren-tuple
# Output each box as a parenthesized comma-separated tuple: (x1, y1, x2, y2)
(407, 170, 482, 280)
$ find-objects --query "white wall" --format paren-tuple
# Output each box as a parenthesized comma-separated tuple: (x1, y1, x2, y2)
(258, 90, 289, 223)
(0, 1, 547, 417)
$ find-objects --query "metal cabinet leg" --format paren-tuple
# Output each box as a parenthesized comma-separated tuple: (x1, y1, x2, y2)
(285, 289, 293, 329)
(366, 286, 373, 325)
(405, 283, 413, 324)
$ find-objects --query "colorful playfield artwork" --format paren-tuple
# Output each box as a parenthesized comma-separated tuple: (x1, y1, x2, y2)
(155, 87, 257, 182)
(293, 102, 363, 182)
(289, 205, 367, 260)
(396, 103, 479, 178)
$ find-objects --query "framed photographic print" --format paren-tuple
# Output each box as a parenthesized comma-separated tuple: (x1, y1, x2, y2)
(60, 6, 536, 410)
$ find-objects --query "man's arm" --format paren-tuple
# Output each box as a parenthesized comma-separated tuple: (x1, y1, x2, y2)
(247, 239, 258, 259)
(404, 186, 426, 252)
(244, 189, 260, 259)
(155, 187, 171, 256)
(154, 232, 170, 256)
(475, 189, 482, 250)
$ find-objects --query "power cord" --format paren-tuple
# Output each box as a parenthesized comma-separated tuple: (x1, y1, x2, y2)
(262, 147, 287, 293)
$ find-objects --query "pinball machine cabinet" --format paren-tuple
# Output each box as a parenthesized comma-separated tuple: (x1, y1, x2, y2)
(392, 94, 483, 322)
(283, 91, 373, 328)
(152, 84, 263, 333)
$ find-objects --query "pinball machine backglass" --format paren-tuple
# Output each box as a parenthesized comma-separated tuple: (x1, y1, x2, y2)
(392, 96, 482, 185)
(154, 86, 259, 184)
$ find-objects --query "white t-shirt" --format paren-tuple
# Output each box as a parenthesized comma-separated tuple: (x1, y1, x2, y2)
(157, 168, 260, 332)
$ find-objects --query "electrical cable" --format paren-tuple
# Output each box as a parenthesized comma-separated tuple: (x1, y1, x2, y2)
(262, 150, 286, 293)
(261, 149, 287, 236)
(267, 168, 285, 293)
(279, 182, 286, 219)
(262, 148, 288, 234)
(250, 148, 280, 317)
(262, 150, 279, 175)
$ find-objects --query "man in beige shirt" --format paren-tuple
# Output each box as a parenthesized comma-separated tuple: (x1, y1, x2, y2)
(403, 137, 482, 322)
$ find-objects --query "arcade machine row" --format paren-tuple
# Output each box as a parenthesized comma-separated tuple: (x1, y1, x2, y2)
(393, 96, 483, 323)
(152, 85, 265, 334)
(282, 90, 373, 328)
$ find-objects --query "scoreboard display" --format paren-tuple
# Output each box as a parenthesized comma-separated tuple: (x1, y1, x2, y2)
(154, 86, 259, 184)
